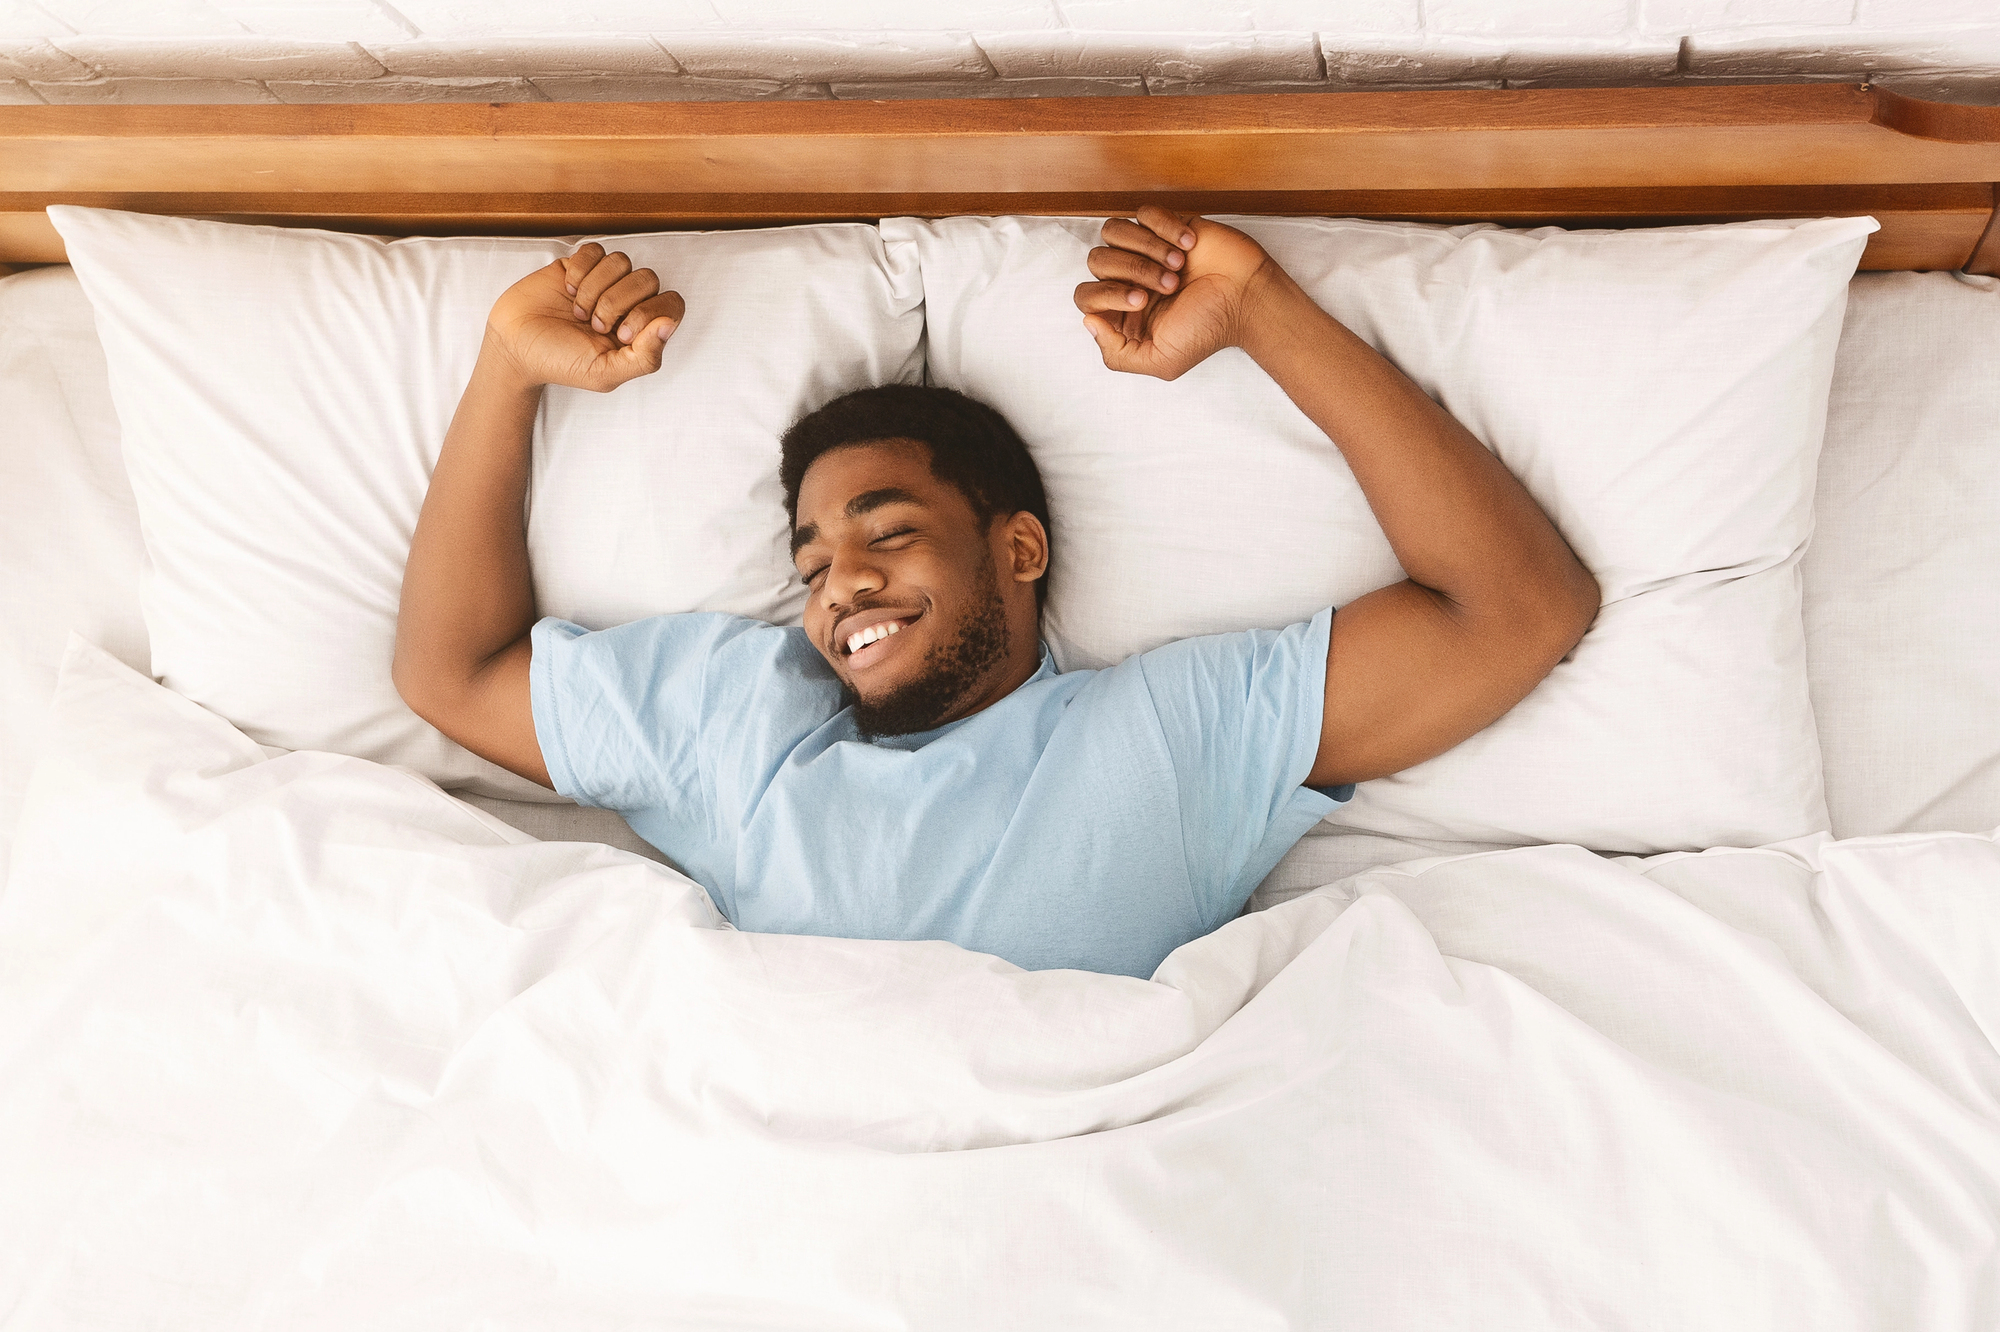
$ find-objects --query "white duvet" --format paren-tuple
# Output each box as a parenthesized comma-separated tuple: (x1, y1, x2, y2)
(2, 638, 1997, 1330)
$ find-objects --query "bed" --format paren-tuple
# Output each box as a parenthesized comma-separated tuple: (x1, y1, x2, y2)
(2, 86, 1998, 1328)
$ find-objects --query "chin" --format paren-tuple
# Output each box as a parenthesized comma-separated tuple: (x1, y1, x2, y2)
(846, 665, 917, 705)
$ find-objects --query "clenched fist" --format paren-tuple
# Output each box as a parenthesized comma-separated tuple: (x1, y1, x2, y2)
(1074, 205, 1279, 381)
(484, 242, 686, 393)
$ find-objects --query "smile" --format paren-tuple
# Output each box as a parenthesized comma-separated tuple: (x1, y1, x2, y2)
(842, 615, 916, 668)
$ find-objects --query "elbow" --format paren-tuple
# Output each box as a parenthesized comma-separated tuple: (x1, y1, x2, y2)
(390, 654, 428, 720)
(1542, 565, 1601, 660)
(1564, 565, 1602, 639)
(391, 641, 447, 724)
(1500, 565, 1599, 665)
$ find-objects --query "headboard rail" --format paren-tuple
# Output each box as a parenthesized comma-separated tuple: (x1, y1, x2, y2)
(4, 84, 1998, 274)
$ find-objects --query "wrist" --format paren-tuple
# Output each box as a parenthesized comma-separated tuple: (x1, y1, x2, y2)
(1237, 261, 1319, 361)
(476, 327, 547, 398)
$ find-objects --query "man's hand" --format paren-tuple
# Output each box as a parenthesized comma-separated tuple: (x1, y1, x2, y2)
(1074, 205, 1276, 381)
(485, 242, 686, 393)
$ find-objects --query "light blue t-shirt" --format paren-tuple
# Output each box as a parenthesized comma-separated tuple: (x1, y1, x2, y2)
(528, 606, 1353, 979)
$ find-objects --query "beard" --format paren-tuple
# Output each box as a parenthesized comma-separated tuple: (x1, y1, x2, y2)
(848, 555, 1012, 742)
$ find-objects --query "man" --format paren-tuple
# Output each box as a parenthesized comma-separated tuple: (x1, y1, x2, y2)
(393, 206, 1599, 979)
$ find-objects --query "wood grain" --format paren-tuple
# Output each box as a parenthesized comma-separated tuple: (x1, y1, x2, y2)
(1966, 184, 2000, 276)
(4, 85, 1997, 269)
(4, 183, 1988, 270)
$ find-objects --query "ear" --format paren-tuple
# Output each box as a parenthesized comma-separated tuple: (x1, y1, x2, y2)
(1000, 511, 1049, 585)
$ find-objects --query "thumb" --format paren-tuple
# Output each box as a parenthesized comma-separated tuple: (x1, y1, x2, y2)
(614, 314, 679, 376)
(1081, 312, 1130, 368)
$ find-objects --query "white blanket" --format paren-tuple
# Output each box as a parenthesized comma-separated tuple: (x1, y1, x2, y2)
(3, 637, 1997, 1330)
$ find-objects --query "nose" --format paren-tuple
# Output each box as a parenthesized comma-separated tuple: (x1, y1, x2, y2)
(823, 544, 885, 609)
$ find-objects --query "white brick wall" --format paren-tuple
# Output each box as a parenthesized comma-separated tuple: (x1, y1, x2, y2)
(0, 0, 1995, 105)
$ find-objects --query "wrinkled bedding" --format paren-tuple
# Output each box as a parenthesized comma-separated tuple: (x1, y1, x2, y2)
(2, 637, 1997, 1330)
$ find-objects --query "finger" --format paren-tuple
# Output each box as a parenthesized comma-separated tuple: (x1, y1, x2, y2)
(600, 311, 682, 386)
(1080, 311, 1136, 366)
(614, 290, 686, 345)
(1082, 311, 1160, 379)
(1086, 245, 1181, 294)
(1099, 217, 1187, 271)
(1073, 280, 1152, 315)
(560, 242, 607, 297)
(588, 267, 660, 335)
(572, 249, 633, 322)
(1133, 204, 1200, 251)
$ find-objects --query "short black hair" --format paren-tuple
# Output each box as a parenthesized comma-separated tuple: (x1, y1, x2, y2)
(779, 384, 1053, 607)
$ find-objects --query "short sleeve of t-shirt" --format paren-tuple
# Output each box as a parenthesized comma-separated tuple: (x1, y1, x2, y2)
(1135, 605, 1354, 928)
(528, 612, 838, 827)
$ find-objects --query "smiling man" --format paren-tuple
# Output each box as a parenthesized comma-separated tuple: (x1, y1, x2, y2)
(393, 207, 1599, 979)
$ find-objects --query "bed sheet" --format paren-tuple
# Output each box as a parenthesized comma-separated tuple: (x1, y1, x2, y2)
(3, 635, 1996, 1328)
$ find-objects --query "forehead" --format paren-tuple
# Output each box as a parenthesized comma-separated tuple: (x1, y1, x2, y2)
(794, 438, 962, 529)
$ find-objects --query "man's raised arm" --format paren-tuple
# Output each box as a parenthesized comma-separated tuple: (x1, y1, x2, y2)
(1077, 207, 1600, 789)
(392, 243, 685, 789)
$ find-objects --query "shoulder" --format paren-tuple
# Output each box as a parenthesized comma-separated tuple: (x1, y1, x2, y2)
(535, 610, 807, 658)
(1128, 608, 1334, 697)
(533, 612, 833, 695)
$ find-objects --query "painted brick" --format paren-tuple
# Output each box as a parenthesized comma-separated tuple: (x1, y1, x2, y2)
(1322, 36, 1506, 83)
(0, 75, 44, 100)
(31, 0, 246, 37)
(530, 74, 831, 101)
(0, 2, 75, 39)
(1640, 0, 1856, 32)
(1150, 33, 1320, 81)
(979, 31, 1320, 81)
(1427, 0, 1634, 39)
(31, 75, 278, 100)
(1056, 0, 1252, 33)
(659, 32, 991, 82)
(365, 36, 678, 77)
(211, 2, 417, 41)
(385, 1, 723, 37)
(830, 76, 1146, 98)
(1145, 77, 1340, 94)
(1499, 39, 1680, 80)
(0, 37, 93, 78)
(1242, 0, 1421, 31)
(1858, 0, 1993, 21)
(1687, 28, 2000, 75)
(710, 0, 1060, 29)
(264, 74, 546, 101)
(52, 36, 383, 78)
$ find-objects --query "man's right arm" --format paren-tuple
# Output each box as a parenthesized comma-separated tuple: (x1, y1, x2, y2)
(391, 243, 684, 789)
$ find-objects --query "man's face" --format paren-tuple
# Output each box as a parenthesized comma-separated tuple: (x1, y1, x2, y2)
(791, 438, 1043, 737)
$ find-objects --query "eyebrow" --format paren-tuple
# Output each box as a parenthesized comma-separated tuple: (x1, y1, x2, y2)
(790, 487, 925, 557)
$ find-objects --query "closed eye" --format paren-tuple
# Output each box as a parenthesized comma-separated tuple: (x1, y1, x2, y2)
(798, 527, 918, 586)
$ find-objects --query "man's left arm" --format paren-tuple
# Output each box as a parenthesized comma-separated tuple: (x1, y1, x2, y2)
(1078, 207, 1600, 789)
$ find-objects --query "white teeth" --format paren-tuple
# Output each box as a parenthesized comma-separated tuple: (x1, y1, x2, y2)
(845, 620, 906, 656)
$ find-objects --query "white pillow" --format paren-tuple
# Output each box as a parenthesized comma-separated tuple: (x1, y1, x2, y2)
(1805, 271, 2000, 838)
(0, 265, 151, 892)
(51, 207, 924, 800)
(891, 214, 1874, 853)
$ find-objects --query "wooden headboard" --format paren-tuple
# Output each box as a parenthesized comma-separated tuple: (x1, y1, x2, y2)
(4, 82, 1998, 276)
